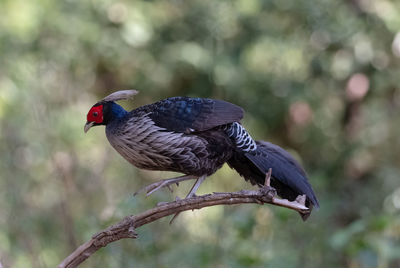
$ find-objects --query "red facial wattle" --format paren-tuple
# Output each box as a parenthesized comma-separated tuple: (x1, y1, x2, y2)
(87, 105, 103, 123)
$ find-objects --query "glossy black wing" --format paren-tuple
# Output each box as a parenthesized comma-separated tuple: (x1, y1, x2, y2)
(144, 97, 244, 133)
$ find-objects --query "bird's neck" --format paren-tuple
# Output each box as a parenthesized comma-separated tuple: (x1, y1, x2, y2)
(104, 102, 128, 124)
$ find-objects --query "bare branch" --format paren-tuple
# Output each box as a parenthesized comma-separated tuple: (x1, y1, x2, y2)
(58, 186, 309, 268)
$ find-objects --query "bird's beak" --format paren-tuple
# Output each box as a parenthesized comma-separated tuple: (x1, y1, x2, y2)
(84, 121, 94, 133)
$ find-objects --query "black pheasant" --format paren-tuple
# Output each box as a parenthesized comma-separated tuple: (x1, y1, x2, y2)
(84, 90, 319, 220)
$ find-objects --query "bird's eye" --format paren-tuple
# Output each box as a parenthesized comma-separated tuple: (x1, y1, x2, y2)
(93, 112, 98, 117)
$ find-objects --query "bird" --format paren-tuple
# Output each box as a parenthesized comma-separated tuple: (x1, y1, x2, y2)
(84, 90, 319, 220)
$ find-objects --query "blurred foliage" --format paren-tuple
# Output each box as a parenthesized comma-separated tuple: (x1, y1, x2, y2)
(1, 0, 400, 267)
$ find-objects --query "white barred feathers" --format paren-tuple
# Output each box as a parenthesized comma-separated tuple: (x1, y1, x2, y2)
(223, 122, 257, 152)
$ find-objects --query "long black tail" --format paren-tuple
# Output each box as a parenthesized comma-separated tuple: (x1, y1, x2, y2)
(228, 141, 319, 221)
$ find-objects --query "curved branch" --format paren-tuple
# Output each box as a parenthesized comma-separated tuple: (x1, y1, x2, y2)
(58, 186, 308, 268)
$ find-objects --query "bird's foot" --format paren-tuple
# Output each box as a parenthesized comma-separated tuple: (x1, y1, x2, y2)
(134, 175, 197, 196)
(258, 168, 276, 199)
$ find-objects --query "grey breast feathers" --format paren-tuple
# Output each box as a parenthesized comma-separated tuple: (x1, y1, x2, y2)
(106, 115, 209, 174)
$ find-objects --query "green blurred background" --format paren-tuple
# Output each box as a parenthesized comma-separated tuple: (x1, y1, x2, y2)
(1, 0, 400, 267)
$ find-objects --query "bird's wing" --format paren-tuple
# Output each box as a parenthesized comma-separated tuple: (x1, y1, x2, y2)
(144, 97, 244, 133)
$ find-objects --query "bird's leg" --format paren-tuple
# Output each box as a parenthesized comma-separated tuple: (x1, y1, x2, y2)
(170, 175, 207, 224)
(134, 175, 198, 196)
(264, 168, 272, 187)
(185, 175, 207, 198)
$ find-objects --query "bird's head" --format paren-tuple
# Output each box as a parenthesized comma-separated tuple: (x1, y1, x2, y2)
(84, 103, 105, 133)
(84, 90, 138, 133)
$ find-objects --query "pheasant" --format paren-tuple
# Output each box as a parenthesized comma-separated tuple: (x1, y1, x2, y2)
(84, 90, 319, 220)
